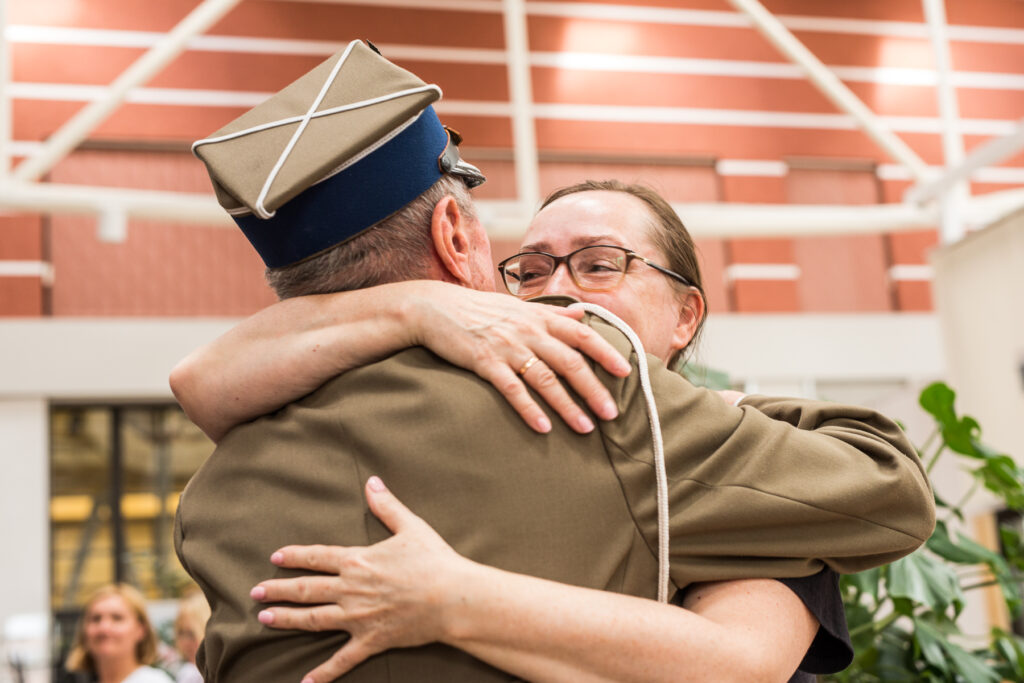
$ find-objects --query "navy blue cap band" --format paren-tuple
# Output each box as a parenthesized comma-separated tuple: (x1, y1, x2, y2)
(234, 106, 449, 268)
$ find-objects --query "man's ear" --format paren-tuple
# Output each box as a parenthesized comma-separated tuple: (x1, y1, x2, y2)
(670, 288, 706, 355)
(430, 195, 475, 287)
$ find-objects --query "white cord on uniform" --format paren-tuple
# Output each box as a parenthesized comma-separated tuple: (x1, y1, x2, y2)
(570, 302, 671, 603)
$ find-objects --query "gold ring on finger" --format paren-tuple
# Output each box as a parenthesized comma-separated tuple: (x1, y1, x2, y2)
(517, 355, 540, 376)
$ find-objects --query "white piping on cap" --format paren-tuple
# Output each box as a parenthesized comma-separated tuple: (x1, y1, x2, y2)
(191, 39, 443, 219)
(570, 302, 672, 603)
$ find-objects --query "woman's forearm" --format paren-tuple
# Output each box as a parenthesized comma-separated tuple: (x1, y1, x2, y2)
(258, 480, 818, 683)
(440, 561, 815, 683)
(170, 283, 414, 441)
(171, 281, 630, 442)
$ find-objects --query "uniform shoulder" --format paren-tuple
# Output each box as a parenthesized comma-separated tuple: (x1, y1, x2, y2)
(584, 313, 637, 363)
(526, 295, 636, 363)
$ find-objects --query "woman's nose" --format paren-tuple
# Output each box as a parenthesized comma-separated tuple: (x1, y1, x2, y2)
(540, 262, 578, 297)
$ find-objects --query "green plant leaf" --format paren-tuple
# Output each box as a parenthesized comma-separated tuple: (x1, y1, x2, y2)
(927, 521, 992, 564)
(993, 632, 1018, 665)
(839, 381, 1023, 682)
(999, 524, 1024, 569)
(942, 639, 1001, 683)
(890, 595, 917, 617)
(982, 455, 1023, 488)
(973, 457, 1024, 510)
(917, 382, 993, 460)
(952, 530, 1006, 564)
(941, 530, 1024, 616)
(875, 626, 916, 681)
(944, 416, 984, 457)
(991, 628, 1024, 680)
(912, 618, 949, 674)
(919, 382, 956, 424)
(888, 552, 965, 615)
(933, 490, 965, 521)
(844, 567, 881, 603)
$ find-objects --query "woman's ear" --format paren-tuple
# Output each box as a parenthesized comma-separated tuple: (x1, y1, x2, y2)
(430, 195, 474, 287)
(670, 288, 706, 355)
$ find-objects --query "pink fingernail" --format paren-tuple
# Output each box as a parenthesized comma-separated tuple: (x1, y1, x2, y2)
(367, 476, 386, 492)
(577, 415, 595, 433)
(301, 678, 314, 683)
(536, 416, 552, 433)
(600, 401, 618, 420)
(250, 586, 265, 600)
(257, 610, 274, 625)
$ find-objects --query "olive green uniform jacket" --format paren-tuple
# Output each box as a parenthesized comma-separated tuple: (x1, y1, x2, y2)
(174, 311, 934, 682)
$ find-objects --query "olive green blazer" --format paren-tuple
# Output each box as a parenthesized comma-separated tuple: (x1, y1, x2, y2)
(175, 312, 934, 682)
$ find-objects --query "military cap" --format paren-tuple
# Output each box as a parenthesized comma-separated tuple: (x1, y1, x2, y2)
(193, 40, 485, 268)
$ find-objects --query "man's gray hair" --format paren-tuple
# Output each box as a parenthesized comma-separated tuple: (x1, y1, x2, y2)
(266, 175, 476, 299)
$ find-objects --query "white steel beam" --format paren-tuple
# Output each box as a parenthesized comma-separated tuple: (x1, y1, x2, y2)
(923, 0, 965, 173)
(502, 0, 541, 211)
(0, 179, 936, 236)
(11, 0, 243, 182)
(922, 0, 967, 243)
(2, 179, 1015, 237)
(0, 181, 231, 225)
(726, 0, 930, 182)
(960, 187, 1024, 227)
(671, 202, 936, 238)
(906, 117, 1024, 205)
(2, 182, 1016, 239)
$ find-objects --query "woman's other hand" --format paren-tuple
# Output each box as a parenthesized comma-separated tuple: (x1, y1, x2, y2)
(250, 477, 470, 683)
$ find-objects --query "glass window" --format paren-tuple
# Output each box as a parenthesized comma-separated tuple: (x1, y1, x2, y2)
(49, 403, 213, 669)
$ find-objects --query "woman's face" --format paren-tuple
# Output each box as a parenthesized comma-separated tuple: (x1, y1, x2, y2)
(175, 618, 201, 664)
(83, 594, 145, 664)
(521, 190, 696, 363)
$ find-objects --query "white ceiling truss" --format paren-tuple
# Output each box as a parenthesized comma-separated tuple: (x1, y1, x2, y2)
(0, 0, 1020, 241)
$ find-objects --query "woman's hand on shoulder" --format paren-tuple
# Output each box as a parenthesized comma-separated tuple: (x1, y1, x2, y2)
(402, 281, 631, 434)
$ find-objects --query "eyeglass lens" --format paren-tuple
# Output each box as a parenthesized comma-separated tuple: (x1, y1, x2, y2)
(503, 246, 629, 295)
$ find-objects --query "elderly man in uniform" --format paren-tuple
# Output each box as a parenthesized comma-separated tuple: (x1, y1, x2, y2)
(174, 41, 933, 682)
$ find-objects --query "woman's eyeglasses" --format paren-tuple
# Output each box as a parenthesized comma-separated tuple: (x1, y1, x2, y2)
(497, 244, 691, 297)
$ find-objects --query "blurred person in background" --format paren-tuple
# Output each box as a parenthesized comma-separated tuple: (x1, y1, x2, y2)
(173, 592, 209, 683)
(64, 584, 172, 683)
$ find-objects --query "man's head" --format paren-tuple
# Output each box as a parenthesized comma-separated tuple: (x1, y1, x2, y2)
(266, 174, 495, 298)
(192, 40, 490, 299)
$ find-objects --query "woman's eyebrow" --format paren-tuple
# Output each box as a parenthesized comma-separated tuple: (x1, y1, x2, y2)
(573, 234, 623, 248)
(520, 235, 623, 253)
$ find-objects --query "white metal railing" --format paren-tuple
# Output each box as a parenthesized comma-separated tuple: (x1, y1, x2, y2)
(0, 0, 1020, 243)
